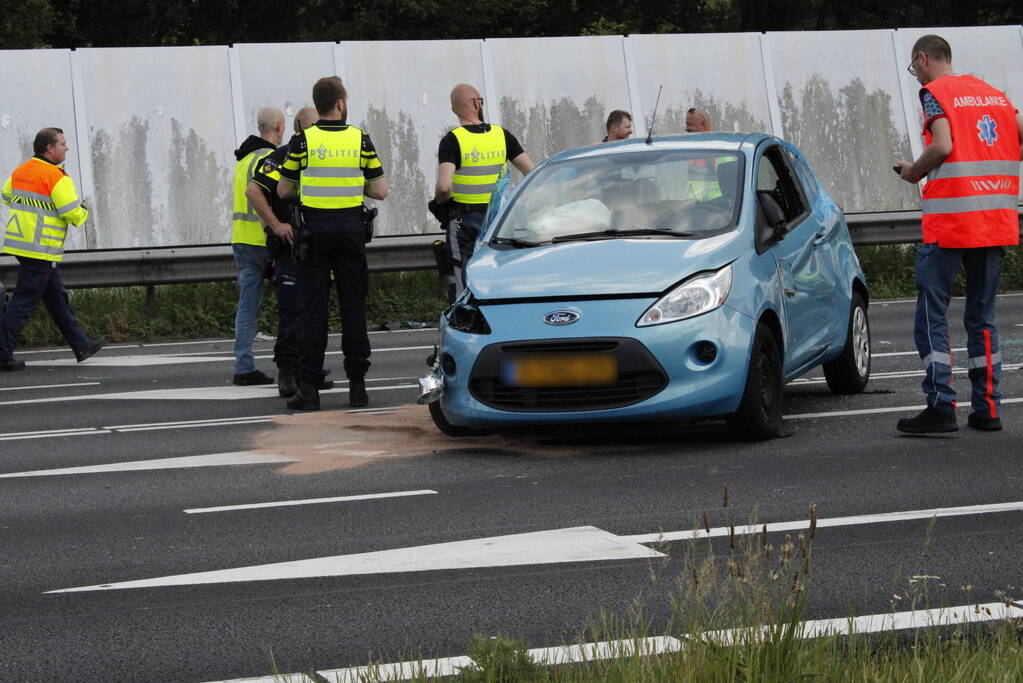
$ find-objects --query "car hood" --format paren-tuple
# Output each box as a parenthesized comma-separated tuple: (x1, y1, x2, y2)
(467, 232, 743, 300)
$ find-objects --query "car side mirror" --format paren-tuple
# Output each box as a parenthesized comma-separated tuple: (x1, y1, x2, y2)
(757, 191, 788, 236)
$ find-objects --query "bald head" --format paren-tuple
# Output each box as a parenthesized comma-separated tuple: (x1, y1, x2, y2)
(685, 108, 711, 133)
(257, 107, 285, 146)
(451, 83, 485, 124)
(294, 106, 318, 133)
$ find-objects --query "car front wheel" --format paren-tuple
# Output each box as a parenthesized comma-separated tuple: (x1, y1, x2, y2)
(429, 400, 492, 437)
(823, 291, 871, 394)
(727, 322, 783, 440)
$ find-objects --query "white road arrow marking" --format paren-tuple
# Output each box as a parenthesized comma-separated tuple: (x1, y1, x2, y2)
(46, 526, 665, 593)
(48, 500, 1023, 595)
(0, 451, 298, 479)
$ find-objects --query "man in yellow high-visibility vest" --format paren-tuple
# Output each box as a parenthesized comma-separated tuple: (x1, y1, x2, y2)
(431, 84, 535, 298)
(1, 127, 103, 371)
(230, 107, 284, 386)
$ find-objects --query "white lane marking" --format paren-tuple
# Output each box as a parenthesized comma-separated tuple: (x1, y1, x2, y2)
(184, 489, 438, 514)
(114, 418, 275, 433)
(24, 345, 432, 367)
(0, 451, 298, 480)
(622, 500, 1023, 544)
(46, 526, 665, 593)
(13, 344, 136, 355)
(790, 362, 1023, 385)
(0, 383, 416, 406)
(47, 499, 1023, 593)
(321, 637, 681, 682)
(877, 292, 1023, 305)
(872, 347, 966, 359)
(103, 415, 279, 430)
(308, 603, 1023, 683)
(787, 396, 1023, 420)
(0, 381, 100, 393)
(209, 675, 310, 683)
(0, 428, 110, 442)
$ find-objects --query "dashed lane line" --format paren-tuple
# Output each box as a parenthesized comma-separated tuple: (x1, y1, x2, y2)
(0, 381, 100, 392)
(0, 427, 111, 442)
(0, 383, 417, 406)
(791, 362, 1022, 385)
(787, 396, 1023, 420)
(183, 489, 438, 514)
(0, 451, 299, 479)
(23, 345, 433, 368)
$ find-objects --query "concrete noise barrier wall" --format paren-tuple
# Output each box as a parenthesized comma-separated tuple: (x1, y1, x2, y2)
(1, 25, 1021, 251)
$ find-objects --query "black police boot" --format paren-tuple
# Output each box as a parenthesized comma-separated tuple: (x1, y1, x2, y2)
(897, 407, 958, 434)
(316, 368, 334, 391)
(967, 413, 1002, 431)
(75, 338, 105, 363)
(1, 357, 26, 371)
(287, 385, 320, 411)
(348, 378, 369, 408)
(233, 369, 275, 386)
(277, 369, 298, 398)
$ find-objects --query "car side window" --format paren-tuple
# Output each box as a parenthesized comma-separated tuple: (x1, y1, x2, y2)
(756, 146, 806, 223)
(785, 149, 819, 203)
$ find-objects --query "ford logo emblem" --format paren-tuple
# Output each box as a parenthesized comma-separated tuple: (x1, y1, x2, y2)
(543, 310, 579, 326)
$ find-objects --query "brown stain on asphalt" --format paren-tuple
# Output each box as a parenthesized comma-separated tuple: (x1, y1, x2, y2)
(252, 405, 729, 475)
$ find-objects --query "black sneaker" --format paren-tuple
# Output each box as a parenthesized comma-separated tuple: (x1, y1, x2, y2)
(348, 378, 369, 408)
(286, 387, 320, 410)
(967, 413, 1002, 431)
(277, 370, 298, 398)
(897, 407, 958, 434)
(1, 358, 25, 371)
(233, 369, 274, 386)
(75, 338, 105, 363)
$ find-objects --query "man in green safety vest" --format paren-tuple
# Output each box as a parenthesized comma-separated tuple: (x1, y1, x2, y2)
(430, 84, 535, 299)
(231, 107, 285, 386)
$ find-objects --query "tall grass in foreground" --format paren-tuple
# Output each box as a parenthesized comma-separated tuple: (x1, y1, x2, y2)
(315, 506, 1022, 683)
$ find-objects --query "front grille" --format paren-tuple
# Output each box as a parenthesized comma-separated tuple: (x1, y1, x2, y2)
(469, 338, 667, 412)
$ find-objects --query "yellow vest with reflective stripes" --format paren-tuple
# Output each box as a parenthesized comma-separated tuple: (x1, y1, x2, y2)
(2, 158, 88, 262)
(687, 157, 727, 202)
(451, 125, 507, 205)
(299, 125, 365, 210)
(232, 148, 273, 246)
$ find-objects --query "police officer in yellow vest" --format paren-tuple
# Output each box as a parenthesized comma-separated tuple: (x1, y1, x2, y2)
(684, 108, 724, 201)
(1, 127, 104, 370)
(231, 107, 285, 386)
(277, 77, 387, 410)
(432, 84, 535, 297)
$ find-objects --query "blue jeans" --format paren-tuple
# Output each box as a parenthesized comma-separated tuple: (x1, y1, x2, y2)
(0, 256, 92, 360)
(914, 244, 1003, 418)
(233, 243, 268, 375)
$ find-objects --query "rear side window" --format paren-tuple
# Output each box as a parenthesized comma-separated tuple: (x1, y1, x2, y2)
(785, 148, 819, 203)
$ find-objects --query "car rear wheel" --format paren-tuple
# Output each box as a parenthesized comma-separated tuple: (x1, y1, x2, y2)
(727, 322, 783, 440)
(429, 400, 492, 437)
(823, 291, 870, 394)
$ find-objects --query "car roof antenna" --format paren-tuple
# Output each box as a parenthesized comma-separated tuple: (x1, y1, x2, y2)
(645, 85, 663, 145)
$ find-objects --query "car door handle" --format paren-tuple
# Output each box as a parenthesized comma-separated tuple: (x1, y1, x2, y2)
(784, 288, 796, 297)
(812, 232, 829, 246)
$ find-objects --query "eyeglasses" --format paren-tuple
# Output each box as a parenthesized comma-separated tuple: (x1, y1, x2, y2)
(687, 107, 697, 113)
(472, 97, 484, 104)
(906, 53, 921, 77)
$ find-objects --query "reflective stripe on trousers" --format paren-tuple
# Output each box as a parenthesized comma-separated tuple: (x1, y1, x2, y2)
(914, 243, 1004, 417)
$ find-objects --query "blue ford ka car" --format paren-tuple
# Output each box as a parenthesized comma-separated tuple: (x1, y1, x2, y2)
(419, 133, 871, 439)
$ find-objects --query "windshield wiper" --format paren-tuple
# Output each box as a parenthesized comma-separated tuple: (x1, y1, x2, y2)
(490, 236, 543, 248)
(551, 228, 696, 243)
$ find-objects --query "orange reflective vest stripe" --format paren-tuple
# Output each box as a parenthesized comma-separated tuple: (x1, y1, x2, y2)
(920, 75, 1020, 248)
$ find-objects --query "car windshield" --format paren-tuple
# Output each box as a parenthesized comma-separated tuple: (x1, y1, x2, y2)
(493, 150, 742, 245)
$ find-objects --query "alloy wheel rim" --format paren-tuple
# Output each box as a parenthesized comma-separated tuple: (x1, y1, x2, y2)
(852, 306, 869, 376)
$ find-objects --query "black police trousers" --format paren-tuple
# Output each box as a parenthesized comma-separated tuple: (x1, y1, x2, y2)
(297, 214, 371, 387)
(272, 247, 301, 373)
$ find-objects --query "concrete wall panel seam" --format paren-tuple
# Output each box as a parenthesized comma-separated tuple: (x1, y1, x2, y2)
(621, 36, 646, 138)
(480, 40, 501, 127)
(227, 46, 247, 146)
(759, 33, 784, 136)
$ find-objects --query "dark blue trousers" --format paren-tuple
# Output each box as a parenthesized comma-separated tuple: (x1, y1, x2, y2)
(272, 248, 301, 372)
(297, 215, 370, 386)
(914, 244, 1003, 419)
(0, 256, 92, 360)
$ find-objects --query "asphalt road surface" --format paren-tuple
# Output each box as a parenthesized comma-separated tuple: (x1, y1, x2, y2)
(2, 294, 1022, 682)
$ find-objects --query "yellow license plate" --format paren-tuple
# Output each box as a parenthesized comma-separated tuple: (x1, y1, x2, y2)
(507, 353, 618, 387)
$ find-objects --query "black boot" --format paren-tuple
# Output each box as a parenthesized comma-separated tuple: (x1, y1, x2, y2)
(286, 385, 320, 411)
(348, 378, 369, 408)
(1, 357, 25, 371)
(897, 407, 958, 434)
(75, 338, 105, 363)
(277, 369, 298, 398)
(967, 413, 1002, 431)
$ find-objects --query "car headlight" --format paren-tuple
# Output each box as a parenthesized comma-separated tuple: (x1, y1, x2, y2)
(637, 264, 733, 327)
(445, 294, 492, 335)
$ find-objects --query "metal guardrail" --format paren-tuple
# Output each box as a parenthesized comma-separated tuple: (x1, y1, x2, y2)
(0, 210, 1020, 290)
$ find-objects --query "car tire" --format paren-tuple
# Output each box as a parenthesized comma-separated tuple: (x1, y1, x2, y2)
(429, 400, 491, 437)
(727, 322, 783, 440)
(823, 291, 870, 395)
